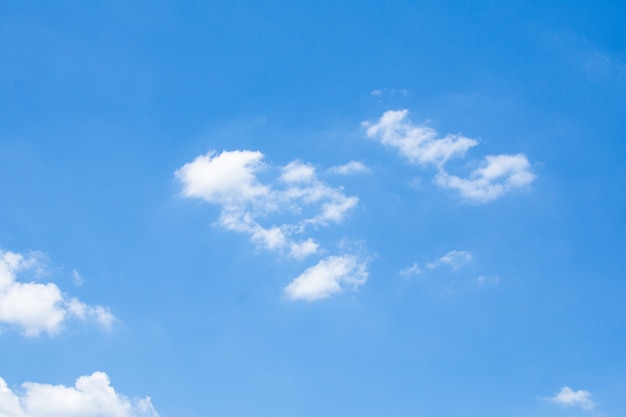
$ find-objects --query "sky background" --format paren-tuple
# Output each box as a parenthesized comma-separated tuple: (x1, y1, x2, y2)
(1, 1, 625, 416)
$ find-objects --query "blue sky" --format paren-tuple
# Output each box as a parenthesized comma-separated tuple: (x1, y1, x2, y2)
(1, 1, 625, 416)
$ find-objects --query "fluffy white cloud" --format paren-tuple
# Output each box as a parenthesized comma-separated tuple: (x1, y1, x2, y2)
(549, 386, 596, 410)
(175, 150, 359, 258)
(427, 250, 473, 270)
(0, 372, 158, 417)
(363, 109, 478, 166)
(284, 255, 368, 301)
(327, 161, 370, 175)
(0, 251, 114, 337)
(175, 150, 268, 207)
(435, 153, 535, 202)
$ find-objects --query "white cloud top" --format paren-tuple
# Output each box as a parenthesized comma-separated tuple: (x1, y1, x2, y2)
(284, 255, 368, 301)
(364, 109, 478, 166)
(0, 250, 114, 337)
(0, 372, 158, 417)
(363, 110, 536, 202)
(175, 150, 358, 258)
(549, 386, 596, 410)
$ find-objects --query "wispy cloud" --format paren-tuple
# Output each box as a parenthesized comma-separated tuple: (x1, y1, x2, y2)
(427, 250, 473, 270)
(327, 161, 370, 175)
(399, 262, 421, 276)
(435, 154, 535, 202)
(0, 250, 114, 337)
(371, 88, 409, 97)
(0, 372, 158, 417)
(548, 386, 596, 411)
(175, 150, 358, 259)
(363, 109, 478, 167)
(284, 255, 368, 301)
(363, 110, 536, 202)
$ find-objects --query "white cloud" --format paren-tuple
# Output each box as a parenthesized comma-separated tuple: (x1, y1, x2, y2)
(427, 250, 473, 270)
(175, 149, 269, 207)
(0, 372, 158, 417)
(476, 275, 500, 286)
(400, 263, 421, 276)
(549, 386, 596, 410)
(435, 153, 535, 202)
(289, 239, 320, 259)
(371, 88, 408, 97)
(284, 255, 368, 301)
(363, 110, 536, 203)
(0, 250, 114, 337)
(327, 161, 370, 175)
(280, 161, 316, 183)
(175, 150, 359, 258)
(363, 109, 478, 166)
(71, 269, 84, 286)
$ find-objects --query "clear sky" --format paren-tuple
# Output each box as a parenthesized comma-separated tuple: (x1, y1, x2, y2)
(1, 1, 625, 416)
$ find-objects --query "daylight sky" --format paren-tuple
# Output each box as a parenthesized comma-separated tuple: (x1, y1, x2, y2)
(1, 1, 625, 416)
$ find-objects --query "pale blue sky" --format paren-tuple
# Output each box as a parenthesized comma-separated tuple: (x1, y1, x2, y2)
(1, 1, 625, 416)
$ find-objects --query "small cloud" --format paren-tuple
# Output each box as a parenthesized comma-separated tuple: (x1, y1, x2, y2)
(289, 239, 320, 259)
(0, 372, 159, 417)
(327, 161, 370, 175)
(363, 109, 478, 167)
(427, 250, 473, 270)
(71, 269, 84, 286)
(280, 161, 316, 183)
(435, 153, 535, 202)
(371, 88, 408, 97)
(476, 275, 499, 286)
(549, 386, 596, 411)
(284, 255, 368, 301)
(400, 263, 421, 276)
(0, 250, 114, 337)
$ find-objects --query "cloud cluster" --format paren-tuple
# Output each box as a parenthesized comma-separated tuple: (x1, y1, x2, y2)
(0, 372, 158, 417)
(364, 110, 535, 202)
(176, 150, 368, 300)
(284, 255, 368, 301)
(549, 386, 596, 410)
(176, 150, 358, 258)
(0, 250, 114, 337)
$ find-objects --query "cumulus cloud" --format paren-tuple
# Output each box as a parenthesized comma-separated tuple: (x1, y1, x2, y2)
(175, 150, 359, 258)
(0, 371, 158, 417)
(284, 255, 368, 301)
(363, 109, 478, 166)
(0, 250, 114, 337)
(327, 161, 370, 175)
(435, 153, 535, 202)
(363, 110, 536, 202)
(427, 250, 473, 270)
(549, 386, 596, 410)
